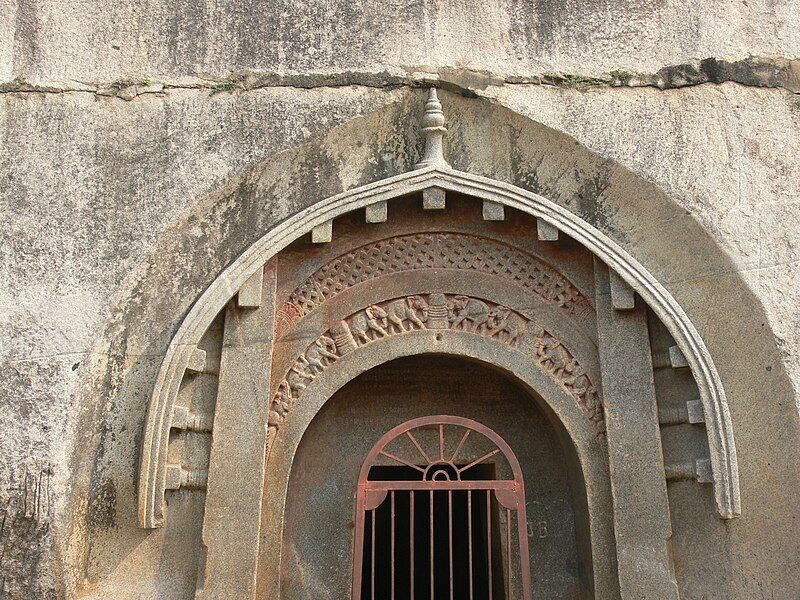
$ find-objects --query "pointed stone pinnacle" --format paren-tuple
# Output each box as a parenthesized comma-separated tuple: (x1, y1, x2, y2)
(415, 87, 450, 169)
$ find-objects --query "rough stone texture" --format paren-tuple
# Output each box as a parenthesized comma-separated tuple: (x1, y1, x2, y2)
(0, 462, 55, 596)
(594, 263, 678, 599)
(0, 86, 401, 598)
(1, 2, 800, 598)
(488, 83, 800, 410)
(1, 0, 799, 86)
(197, 262, 275, 599)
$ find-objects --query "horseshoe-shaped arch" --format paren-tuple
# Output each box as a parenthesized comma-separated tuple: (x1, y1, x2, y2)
(262, 330, 614, 598)
(138, 161, 740, 529)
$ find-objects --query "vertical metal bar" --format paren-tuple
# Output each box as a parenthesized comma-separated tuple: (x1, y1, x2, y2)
(448, 490, 454, 600)
(506, 508, 512, 599)
(410, 491, 414, 600)
(371, 509, 376, 600)
(516, 497, 533, 600)
(487, 490, 493, 600)
(430, 490, 435, 600)
(468, 490, 474, 600)
(391, 491, 396, 600)
(353, 492, 366, 600)
(354, 417, 534, 600)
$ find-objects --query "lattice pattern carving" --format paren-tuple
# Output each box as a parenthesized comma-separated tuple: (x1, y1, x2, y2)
(276, 233, 592, 338)
(268, 293, 603, 446)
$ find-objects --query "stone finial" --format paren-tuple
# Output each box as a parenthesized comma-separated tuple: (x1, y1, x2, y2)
(415, 88, 449, 169)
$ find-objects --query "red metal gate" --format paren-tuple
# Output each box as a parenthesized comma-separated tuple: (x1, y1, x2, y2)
(353, 415, 532, 600)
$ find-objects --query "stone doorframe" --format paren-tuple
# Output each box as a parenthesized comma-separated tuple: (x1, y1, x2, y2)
(136, 89, 741, 598)
(260, 332, 614, 598)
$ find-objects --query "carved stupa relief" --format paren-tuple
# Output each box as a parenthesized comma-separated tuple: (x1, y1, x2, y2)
(268, 293, 603, 446)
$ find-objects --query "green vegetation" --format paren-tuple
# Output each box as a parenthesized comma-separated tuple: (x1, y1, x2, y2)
(211, 79, 239, 92)
(562, 74, 607, 90)
(541, 71, 610, 91)
(609, 69, 634, 83)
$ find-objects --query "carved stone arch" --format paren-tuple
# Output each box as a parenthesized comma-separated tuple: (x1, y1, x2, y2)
(262, 332, 615, 598)
(255, 225, 614, 594)
(274, 231, 596, 337)
(116, 86, 764, 600)
(138, 162, 740, 532)
(267, 234, 605, 439)
(270, 293, 602, 433)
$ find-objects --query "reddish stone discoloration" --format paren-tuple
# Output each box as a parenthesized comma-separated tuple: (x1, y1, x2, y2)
(277, 232, 593, 338)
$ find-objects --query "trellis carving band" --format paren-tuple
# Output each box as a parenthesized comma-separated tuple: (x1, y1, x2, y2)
(276, 233, 593, 338)
(269, 293, 604, 440)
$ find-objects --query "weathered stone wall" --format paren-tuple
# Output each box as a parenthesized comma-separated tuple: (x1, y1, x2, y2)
(2, 0, 799, 87)
(1, 1, 799, 597)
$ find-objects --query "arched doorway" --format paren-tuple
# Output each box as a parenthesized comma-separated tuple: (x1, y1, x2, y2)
(353, 414, 532, 600)
(279, 356, 591, 599)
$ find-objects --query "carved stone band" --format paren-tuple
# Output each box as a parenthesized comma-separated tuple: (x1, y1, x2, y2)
(276, 232, 594, 339)
(268, 293, 603, 443)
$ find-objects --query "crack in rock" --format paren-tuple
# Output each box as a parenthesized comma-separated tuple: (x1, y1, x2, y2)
(0, 57, 798, 100)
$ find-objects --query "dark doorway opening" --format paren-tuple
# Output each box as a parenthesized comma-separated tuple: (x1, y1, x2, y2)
(361, 465, 505, 600)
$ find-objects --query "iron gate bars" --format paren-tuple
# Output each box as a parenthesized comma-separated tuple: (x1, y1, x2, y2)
(353, 415, 532, 600)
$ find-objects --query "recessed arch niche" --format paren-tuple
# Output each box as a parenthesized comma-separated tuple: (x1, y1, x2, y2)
(134, 88, 741, 599)
(277, 355, 595, 599)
